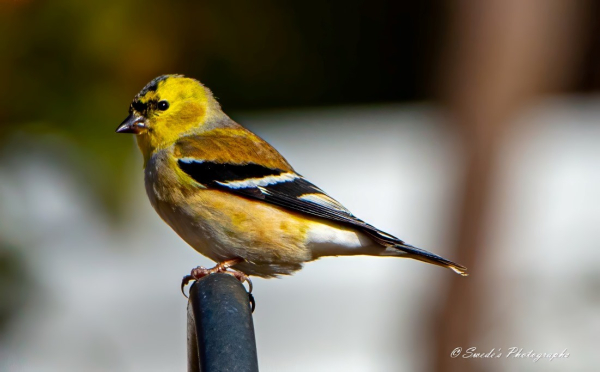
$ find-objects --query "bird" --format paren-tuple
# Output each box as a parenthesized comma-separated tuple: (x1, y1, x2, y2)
(116, 75, 467, 294)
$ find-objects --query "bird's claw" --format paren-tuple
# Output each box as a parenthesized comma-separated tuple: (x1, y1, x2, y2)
(248, 292, 256, 313)
(180, 261, 255, 311)
(181, 273, 197, 298)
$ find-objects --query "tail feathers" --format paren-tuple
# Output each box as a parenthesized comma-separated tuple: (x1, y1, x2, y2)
(361, 227, 468, 276)
(392, 243, 468, 276)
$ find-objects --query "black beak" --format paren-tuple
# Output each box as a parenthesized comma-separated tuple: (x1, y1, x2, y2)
(116, 114, 147, 134)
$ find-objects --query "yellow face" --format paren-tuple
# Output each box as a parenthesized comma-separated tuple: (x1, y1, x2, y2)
(116, 75, 219, 157)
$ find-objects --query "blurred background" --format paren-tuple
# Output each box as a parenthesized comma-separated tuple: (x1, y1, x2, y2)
(1, 0, 599, 371)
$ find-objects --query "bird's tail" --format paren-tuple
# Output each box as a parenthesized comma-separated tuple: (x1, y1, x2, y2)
(363, 229, 468, 276)
(388, 242, 468, 276)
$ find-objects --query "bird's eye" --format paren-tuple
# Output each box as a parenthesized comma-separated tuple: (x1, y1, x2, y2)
(157, 100, 170, 111)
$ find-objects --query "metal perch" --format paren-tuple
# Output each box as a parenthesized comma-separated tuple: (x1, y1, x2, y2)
(187, 273, 259, 372)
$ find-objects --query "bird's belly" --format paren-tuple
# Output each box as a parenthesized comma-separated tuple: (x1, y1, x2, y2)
(148, 183, 317, 276)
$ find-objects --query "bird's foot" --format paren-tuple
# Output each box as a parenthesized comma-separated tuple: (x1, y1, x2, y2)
(181, 258, 254, 303)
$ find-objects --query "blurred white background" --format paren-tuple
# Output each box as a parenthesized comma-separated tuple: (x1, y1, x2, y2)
(1, 99, 598, 371)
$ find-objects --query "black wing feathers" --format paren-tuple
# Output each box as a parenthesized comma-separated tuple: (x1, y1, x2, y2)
(179, 159, 396, 237)
(178, 160, 282, 184)
(263, 177, 324, 198)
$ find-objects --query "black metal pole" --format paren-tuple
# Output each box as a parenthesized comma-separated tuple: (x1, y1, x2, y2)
(187, 273, 259, 372)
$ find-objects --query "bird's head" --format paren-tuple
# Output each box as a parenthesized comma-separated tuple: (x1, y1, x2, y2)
(116, 75, 224, 159)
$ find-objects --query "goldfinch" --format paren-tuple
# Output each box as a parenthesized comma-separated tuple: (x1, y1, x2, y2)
(116, 75, 467, 290)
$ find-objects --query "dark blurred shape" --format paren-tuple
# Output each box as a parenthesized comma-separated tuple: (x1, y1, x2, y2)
(184, 0, 444, 110)
(0, 242, 30, 337)
(432, 0, 593, 371)
(187, 274, 258, 372)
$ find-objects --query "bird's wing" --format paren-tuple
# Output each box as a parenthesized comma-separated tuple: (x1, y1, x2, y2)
(174, 134, 467, 275)
(175, 133, 377, 229)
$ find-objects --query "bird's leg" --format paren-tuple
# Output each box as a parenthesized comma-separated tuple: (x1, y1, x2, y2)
(181, 258, 253, 297)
